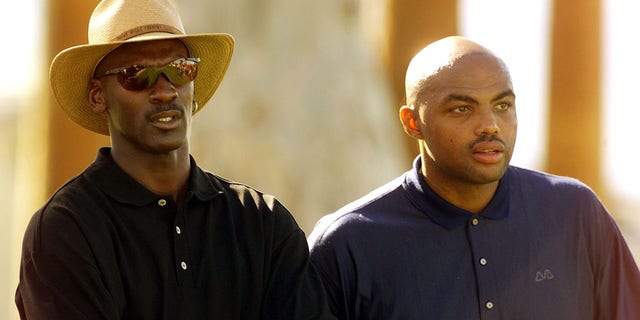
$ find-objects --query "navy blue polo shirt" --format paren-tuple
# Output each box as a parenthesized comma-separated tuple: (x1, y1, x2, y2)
(308, 156, 640, 320)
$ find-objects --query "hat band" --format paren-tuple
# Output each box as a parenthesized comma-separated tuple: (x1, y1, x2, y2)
(112, 24, 184, 41)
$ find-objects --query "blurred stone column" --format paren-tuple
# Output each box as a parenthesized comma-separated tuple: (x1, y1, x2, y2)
(10, 2, 106, 319)
(47, 0, 108, 193)
(385, 0, 458, 158)
(547, 0, 603, 196)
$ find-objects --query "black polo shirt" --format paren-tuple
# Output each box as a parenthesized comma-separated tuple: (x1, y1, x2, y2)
(309, 156, 640, 320)
(17, 147, 334, 320)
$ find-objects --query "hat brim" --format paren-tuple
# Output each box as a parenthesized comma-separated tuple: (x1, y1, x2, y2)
(49, 33, 234, 135)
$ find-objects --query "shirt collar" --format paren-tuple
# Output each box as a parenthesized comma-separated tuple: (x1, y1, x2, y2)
(402, 155, 510, 229)
(87, 147, 222, 206)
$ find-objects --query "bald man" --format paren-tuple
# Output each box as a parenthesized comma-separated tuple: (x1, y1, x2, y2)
(308, 36, 640, 320)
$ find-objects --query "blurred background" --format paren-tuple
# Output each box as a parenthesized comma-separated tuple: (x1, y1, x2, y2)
(2, 0, 639, 318)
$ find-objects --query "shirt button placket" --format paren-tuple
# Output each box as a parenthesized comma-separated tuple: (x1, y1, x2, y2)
(470, 216, 495, 314)
(174, 219, 186, 271)
(174, 224, 186, 270)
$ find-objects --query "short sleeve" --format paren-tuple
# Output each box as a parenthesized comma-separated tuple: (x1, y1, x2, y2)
(16, 206, 120, 320)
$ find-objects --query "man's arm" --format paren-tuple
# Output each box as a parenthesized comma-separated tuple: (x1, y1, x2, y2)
(580, 191, 640, 319)
(261, 199, 336, 320)
(592, 211, 640, 319)
(307, 214, 355, 320)
(16, 208, 119, 320)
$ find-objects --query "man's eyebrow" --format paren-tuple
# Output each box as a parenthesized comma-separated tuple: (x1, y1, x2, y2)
(443, 89, 515, 105)
(444, 94, 478, 105)
(491, 90, 516, 103)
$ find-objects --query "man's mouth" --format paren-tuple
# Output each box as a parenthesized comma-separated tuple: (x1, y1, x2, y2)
(149, 109, 182, 130)
(150, 109, 181, 122)
(157, 116, 175, 122)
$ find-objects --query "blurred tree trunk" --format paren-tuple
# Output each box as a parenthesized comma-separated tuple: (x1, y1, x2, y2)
(547, 0, 603, 197)
(47, 0, 108, 193)
(385, 0, 458, 160)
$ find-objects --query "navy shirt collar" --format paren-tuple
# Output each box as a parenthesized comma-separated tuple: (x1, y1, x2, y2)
(87, 147, 222, 206)
(403, 155, 510, 229)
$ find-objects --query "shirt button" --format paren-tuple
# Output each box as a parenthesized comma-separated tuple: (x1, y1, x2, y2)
(180, 261, 188, 270)
(472, 218, 479, 226)
(486, 301, 494, 309)
(158, 199, 167, 206)
(175, 226, 181, 234)
(480, 258, 487, 266)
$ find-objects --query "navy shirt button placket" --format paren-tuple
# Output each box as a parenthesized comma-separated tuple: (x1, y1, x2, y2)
(470, 217, 494, 313)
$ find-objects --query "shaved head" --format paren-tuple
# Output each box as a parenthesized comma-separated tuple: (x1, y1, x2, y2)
(405, 36, 511, 107)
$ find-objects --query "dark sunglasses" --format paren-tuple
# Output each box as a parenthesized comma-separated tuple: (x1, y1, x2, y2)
(94, 57, 200, 91)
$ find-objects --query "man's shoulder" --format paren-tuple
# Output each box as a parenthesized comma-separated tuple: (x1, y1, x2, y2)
(205, 172, 279, 204)
(205, 172, 260, 193)
(508, 166, 593, 193)
(42, 173, 96, 211)
(22, 173, 100, 254)
(507, 166, 602, 212)
(201, 171, 297, 225)
(308, 175, 406, 245)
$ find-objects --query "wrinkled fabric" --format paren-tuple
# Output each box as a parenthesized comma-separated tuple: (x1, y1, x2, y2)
(17, 147, 334, 320)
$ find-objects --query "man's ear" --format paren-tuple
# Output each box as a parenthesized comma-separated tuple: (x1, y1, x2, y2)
(88, 79, 107, 113)
(399, 105, 422, 139)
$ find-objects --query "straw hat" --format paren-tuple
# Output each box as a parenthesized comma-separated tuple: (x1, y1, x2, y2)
(49, 0, 235, 135)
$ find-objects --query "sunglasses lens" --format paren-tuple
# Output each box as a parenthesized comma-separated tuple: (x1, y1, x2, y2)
(115, 58, 199, 91)
(118, 66, 149, 91)
(163, 66, 191, 86)
(176, 59, 199, 82)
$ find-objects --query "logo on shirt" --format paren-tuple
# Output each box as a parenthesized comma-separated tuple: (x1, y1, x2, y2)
(535, 269, 554, 282)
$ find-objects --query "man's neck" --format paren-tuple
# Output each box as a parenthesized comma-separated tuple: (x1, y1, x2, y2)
(110, 146, 191, 203)
(421, 165, 499, 215)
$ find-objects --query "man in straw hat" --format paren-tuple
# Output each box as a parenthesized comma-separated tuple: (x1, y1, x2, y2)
(308, 36, 640, 319)
(16, 0, 335, 319)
